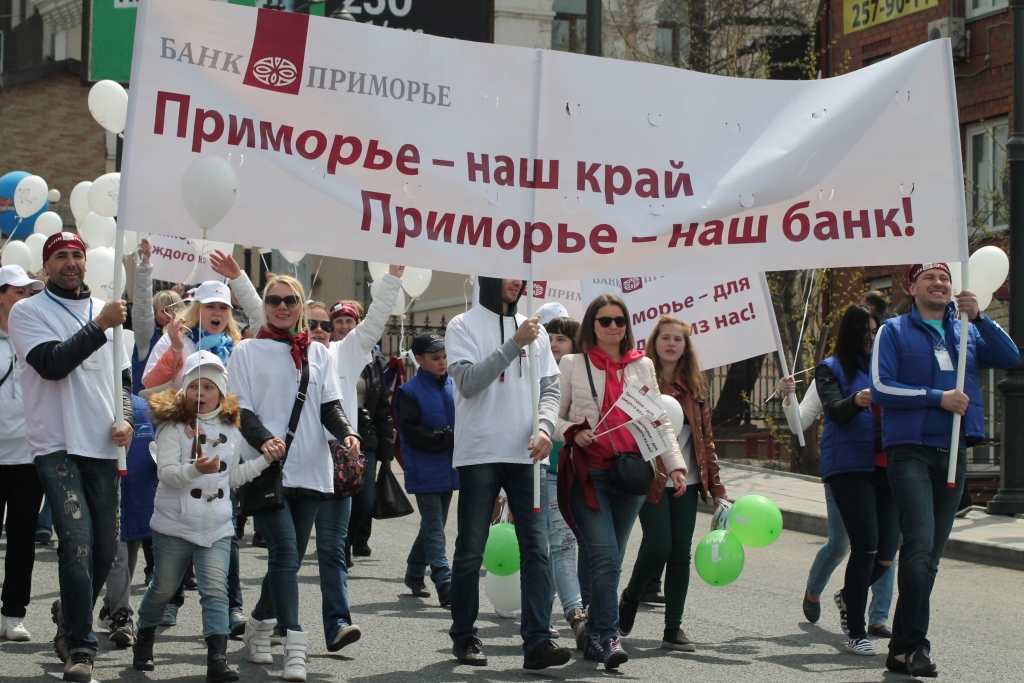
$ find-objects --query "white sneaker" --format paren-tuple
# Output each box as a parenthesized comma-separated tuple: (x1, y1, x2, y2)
(846, 637, 877, 656)
(282, 629, 309, 682)
(242, 615, 276, 665)
(1, 616, 31, 641)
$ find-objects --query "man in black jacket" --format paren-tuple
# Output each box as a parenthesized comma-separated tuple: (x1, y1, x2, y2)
(8, 232, 134, 683)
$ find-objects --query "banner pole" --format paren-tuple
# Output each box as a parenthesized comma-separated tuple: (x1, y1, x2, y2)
(759, 273, 805, 447)
(528, 272, 541, 513)
(947, 260, 970, 487)
(112, 218, 127, 476)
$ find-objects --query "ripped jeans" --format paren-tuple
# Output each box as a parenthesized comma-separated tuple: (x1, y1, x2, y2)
(35, 452, 120, 655)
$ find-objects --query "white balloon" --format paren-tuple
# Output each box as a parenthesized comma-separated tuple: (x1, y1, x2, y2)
(84, 247, 126, 298)
(659, 395, 685, 438)
(279, 250, 306, 265)
(181, 156, 237, 230)
(1, 241, 32, 271)
(484, 571, 521, 613)
(188, 238, 235, 262)
(947, 261, 962, 294)
(88, 173, 121, 218)
(14, 175, 47, 218)
(367, 262, 388, 282)
(70, 182, 93, 224)
(977, 290, 993, 312)
(401, 267, 432, 298)
(88, 80, 129, 134)
(48, 189, 61, 203)
(33, 211, 64, 237)
(79, 212, 117, 249)
(122, 230, 139, 255)
(24, 233, 47, 273)
(969, 246, 1010, 296)
(370, 278, 407, 316)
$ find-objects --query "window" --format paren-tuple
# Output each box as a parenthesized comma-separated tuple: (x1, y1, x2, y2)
(965, 119, 1009, 233)
(552, 0, 586, 54)
(655, 0, 689, 67)
(967, 0, 1008, 20)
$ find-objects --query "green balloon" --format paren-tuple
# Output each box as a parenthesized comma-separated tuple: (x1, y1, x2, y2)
(482, 523, 520, 576)
(728, 494, 783, 548)
(693, 530, 745, 586)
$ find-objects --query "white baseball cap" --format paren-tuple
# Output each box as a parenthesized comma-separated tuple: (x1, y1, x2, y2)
(537, 302, 569, 325)
(192, 281, 232, 306)
(0, 265, 44, 291)
(181, 350, 228, 397)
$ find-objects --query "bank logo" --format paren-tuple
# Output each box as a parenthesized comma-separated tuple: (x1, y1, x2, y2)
(621, 277, 643, 293)
(532, 281, 547, 299)
(251, 56, 299, 88)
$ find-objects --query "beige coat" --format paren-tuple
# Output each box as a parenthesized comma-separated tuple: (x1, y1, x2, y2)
(555, 352, 686, 476)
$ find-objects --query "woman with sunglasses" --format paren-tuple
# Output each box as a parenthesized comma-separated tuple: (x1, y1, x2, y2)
(228, 274, 360, 681)
(618, 315, 727, 653)
(555, 295, 686, 671)
(814, 305, 897, 657)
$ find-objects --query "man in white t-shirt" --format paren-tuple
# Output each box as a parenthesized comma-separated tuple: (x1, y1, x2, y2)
(8, 232, 134, 683)
(445, 277, 569, 670)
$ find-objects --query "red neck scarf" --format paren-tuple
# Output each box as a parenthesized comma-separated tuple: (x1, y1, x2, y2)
(587, 346, 645, 458)
(256, 326, 311, 370)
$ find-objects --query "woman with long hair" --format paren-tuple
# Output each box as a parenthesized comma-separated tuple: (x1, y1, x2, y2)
(618, 315, 726, 652)
(229, 275, 360, 681)
(556, 295, 686, 671)
(815, 304, 896, 656)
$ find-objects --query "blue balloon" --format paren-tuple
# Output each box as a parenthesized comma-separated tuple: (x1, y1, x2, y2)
(0, 171, 49, 238)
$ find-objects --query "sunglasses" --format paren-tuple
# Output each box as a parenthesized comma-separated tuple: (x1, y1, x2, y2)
(596, 316, 628, 328)
(307, 320, 334, 333)
(265, 294, 301, 308)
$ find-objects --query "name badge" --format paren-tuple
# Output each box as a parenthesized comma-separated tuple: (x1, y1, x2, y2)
(935, 347, 954, 372)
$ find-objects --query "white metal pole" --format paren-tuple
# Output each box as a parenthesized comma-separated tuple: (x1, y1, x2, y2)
(111, 221, 127, 476)
(760, 273, 805, 447)
(947, 260, 971, 488)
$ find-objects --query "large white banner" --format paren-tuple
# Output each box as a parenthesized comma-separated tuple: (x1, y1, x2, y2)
(120, 0, 967, 280)
(142, 233, 221, 284)
(581, 274, 777, 370)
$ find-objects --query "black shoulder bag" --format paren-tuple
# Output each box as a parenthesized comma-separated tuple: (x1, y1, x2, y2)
(238, 360, 310, 516)
(583, 354, 654, 497)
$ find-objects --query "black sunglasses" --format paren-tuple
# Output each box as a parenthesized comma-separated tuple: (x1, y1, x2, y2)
(266, 295, 301, 308)
(307, 320, 334, 333)
(596, 316, 628, 328)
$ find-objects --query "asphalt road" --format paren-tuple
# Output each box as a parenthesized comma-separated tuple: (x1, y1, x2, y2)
(1, 491, 1019, 682)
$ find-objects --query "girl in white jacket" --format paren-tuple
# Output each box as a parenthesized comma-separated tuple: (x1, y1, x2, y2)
(132, 352, 282, 683)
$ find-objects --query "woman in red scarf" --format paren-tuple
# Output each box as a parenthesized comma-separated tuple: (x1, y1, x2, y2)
(555, 294, 686, 671)
(227, 275, 360, 681)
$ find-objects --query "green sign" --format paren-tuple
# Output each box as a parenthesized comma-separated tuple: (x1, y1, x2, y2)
(83, 0, 258, 84)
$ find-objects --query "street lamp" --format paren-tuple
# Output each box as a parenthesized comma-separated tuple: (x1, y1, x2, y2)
(988, 0, 1024, 516)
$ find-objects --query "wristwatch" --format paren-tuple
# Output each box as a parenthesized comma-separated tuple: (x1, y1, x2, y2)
(972, 311, 986, 324)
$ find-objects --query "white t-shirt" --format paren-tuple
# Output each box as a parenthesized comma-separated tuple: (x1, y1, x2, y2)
(668, 415, 700, 487)
(9, 291, 130, 460)
(0, 330, 31, 465)
(446, 305, 559, 467)
(227, 339, 341, 493)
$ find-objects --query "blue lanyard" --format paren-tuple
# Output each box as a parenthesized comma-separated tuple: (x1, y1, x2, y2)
(44, 290, 93, 330)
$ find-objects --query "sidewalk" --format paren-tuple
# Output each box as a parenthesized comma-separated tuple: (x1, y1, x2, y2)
(710, 461, 1024, 572)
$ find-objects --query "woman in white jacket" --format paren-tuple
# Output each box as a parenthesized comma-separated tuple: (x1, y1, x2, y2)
(555, 294, 687, 671)
(132, 352, 279, 682)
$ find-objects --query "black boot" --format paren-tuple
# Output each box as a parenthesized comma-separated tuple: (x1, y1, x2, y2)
(205, 634, 239, 683)
(133, 626, 157, 671)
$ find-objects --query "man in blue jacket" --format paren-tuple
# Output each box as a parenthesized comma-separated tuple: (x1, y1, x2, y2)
(871, 262, 1018, 677)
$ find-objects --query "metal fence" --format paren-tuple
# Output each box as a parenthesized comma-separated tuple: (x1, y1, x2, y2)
(381, 313, 448, 371)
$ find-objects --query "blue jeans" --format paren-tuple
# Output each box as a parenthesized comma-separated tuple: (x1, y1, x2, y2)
(36, 496, 53, 538)
(315, 495, 353, 645)
(449, 462, 552, 652)
(569, 467, 645, 640)
(545, 473, 582, 619)
(806, 483, 895, 624)
(252, 496, 322, 633)
(886, 445, 965, 655)
(346, 450, 376, 563)
(35, 452, 120, 655)
(407, 492, 453, 586)
(138, 531, 231, 638)
(229, 490, 242, 612)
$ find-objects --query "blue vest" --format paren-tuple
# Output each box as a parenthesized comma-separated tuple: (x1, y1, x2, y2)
(396, 370, 459, 495)
(120, 396, 159, 541)
(818, 356, 876, 480)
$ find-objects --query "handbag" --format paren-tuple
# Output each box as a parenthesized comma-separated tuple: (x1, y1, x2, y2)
(582, 354, 653, 497)
(331, 439, 367, 498)
(238, 360, 309, 517)
(372, 458, 414, 519)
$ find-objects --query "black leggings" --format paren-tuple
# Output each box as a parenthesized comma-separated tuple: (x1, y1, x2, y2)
(827, 467, 899, 638)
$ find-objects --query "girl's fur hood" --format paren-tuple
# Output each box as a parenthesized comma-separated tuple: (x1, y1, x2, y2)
(147, 390, 241, 427)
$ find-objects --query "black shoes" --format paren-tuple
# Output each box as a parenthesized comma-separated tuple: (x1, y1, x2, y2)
(640, 589, 666, 604)
(133, 626, 157, 671)
(353, 543, 372, 557)
(183, 564, 198, 591)
(438, 582, 451, 608)
(206, 633, 239, 682)
(618, 591, 639, 636)
(867, 623, 893, 638)
(885, 653, 908, 674)
(405, 573, 430, 597)
(523, 639, 572, 670)
(906, 648, 938, 678)
(252, 532, 267, 548)
(802, 590, 821, 623)
(453, 636, 487, 666)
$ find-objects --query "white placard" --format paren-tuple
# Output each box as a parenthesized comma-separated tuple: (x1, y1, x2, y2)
(142, 233, 220, 284)
(625, 418, 672, 461)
